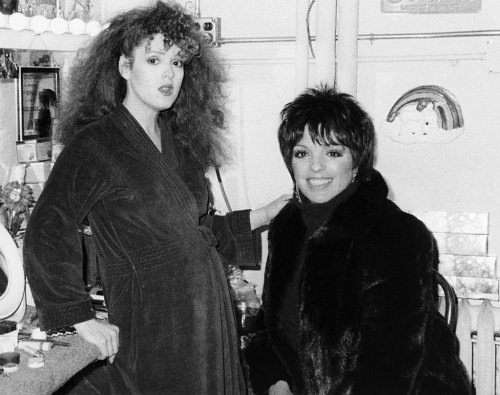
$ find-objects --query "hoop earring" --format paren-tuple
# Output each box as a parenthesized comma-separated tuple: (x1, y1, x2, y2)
(294, 184, 303, 204)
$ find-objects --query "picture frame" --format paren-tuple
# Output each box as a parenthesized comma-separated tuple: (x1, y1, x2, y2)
(0, 0, 18, 16)
(17, 0, 57, 18)
(17, 66, 59, 141)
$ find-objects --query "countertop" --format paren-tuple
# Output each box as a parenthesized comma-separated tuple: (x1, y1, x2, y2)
(0, 308, 101, 395)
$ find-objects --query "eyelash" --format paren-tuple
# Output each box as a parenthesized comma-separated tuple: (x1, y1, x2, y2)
(147, 59, 184, 67)
(293, 149, 307, 158)
(327, 149, 342, 157)
(293, 149, 342, 158)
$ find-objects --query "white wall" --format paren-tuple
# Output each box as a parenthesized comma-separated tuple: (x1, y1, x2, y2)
(1, 0, 499, 297)
(201, 0, 500, 294)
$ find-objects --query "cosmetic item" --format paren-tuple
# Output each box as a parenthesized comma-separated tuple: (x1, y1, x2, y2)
(31, 328, 47, 340)
(0, 351, 20, 365)
(28, 357, 45, 369)
(0, 321, 17, 335)
(20, 345, 44, 359)
(2, 363, 18, 373)
(18, 340, 53, 352)
(0, 339, 15, 353)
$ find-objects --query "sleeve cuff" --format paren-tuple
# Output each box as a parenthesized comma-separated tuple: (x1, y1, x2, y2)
(226, 210, 262, 268)
(37, 299, 96, 331)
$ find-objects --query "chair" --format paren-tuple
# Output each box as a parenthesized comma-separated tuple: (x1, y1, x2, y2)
(433, 269, 458, 333)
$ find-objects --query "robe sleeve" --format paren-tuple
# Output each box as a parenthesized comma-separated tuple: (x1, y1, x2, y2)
(201, 210, 262, 268)
(23, 132, 108, 330)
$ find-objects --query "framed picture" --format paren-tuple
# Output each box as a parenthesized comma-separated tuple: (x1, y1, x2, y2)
(0, 0, 18, 15)
(17, 0, 57, 18)
(17, 66, 59, 141)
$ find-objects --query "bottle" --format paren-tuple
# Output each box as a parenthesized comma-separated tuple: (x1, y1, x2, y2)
(235, 300, 247, 335)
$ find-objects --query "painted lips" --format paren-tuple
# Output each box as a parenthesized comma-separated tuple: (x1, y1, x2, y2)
(159, 85, 173, 95)
(307, 178, 333, 188)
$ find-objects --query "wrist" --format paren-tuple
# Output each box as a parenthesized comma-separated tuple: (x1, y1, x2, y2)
(249, 207, 269, 230)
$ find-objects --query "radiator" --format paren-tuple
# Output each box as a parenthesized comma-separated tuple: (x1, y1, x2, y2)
(454, 298, 500, 395)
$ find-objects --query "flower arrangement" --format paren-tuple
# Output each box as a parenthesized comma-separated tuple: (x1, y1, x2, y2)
(0, 181, 36, 238)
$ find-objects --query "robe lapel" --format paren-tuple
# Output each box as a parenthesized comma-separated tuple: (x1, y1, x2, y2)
(111, 104, 199, 225)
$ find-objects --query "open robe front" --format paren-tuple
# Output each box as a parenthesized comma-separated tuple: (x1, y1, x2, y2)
(24, 104, 258, 394)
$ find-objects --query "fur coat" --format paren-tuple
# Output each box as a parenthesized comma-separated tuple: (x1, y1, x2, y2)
(246, 171, 472, 395)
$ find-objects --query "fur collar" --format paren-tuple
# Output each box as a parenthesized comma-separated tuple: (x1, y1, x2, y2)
(262, 170, 396, 392)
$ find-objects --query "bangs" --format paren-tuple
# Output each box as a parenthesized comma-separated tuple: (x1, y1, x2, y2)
(307, 123, 345, 147)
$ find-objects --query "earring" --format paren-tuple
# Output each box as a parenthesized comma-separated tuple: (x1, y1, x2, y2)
(294, 184, 303, 204)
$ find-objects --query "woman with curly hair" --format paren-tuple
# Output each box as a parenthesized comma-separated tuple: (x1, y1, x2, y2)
(24, 1, 289, 393)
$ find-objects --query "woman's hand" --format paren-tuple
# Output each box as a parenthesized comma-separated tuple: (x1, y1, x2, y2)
(269, 380, 293, 395)
(74, 319, 120, 363)
(250, 194, 292, 230)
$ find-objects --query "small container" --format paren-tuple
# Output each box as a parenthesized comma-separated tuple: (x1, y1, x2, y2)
(28, 357, 45, 369)
(19, 340, 53, 352)
(2, 362, 18, 373)
(235, 301, 248, 335)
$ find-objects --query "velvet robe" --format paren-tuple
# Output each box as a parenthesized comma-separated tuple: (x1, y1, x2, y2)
(24, 104, 258, 394)
(246, 171, 472, 395)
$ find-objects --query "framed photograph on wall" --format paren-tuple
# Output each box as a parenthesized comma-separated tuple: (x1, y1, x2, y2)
(0, 0, 18, 15)
(17, 66, 59, 141)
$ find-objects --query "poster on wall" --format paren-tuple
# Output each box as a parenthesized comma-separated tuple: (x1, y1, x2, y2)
(17, 66, 59, 142)
(16, 0, 97, 20)
(17, 0, 57, 18)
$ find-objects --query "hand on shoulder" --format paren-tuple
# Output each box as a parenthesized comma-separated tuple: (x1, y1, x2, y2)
(250, 194, 292, 230)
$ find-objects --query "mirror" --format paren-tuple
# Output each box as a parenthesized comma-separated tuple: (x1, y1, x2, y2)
(0, 224, 26, 322)
(0, 251, 7, 295)
(18, 66, 60, 141)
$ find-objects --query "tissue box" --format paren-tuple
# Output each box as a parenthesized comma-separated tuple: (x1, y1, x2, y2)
(16, 138, 52, 163)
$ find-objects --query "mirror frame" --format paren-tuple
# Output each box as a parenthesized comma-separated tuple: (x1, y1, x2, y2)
(0, 225, 26, 322)
(18, 66, 60, 141)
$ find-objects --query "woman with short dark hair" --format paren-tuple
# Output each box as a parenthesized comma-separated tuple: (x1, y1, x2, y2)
(245, 85, 472, 395)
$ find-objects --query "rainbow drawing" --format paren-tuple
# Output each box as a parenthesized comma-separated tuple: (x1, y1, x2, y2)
(381, 85, 464, 144)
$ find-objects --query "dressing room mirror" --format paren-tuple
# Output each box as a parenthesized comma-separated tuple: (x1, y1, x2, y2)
(0, 225, 26, 322)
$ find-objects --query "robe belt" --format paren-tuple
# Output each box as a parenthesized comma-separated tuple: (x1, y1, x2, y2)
(198, 225, 218, 248)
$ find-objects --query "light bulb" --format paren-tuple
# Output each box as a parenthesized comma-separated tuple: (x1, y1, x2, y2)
(85, 20, 102, 37)
(69, 18, 85, 36)
(31, 15, 49, 34)
(9, 13, 27, 32)
(50, 17, 67, 35)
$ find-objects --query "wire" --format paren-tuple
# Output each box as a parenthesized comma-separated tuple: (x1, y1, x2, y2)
(306, 0, 317, 59)
(215, 167, 232, 213)
(26, 34, 61, 68)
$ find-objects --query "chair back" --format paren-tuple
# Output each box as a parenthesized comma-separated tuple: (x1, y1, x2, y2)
(433, 269, 458, 333)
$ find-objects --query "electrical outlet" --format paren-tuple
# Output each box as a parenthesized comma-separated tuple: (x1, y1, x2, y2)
(194, 17, 221, 47)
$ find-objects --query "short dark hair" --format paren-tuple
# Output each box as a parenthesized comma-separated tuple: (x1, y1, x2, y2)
(278, 84, 375, 182)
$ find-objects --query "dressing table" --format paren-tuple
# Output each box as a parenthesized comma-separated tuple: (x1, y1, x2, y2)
(0, 226, 101, 394)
